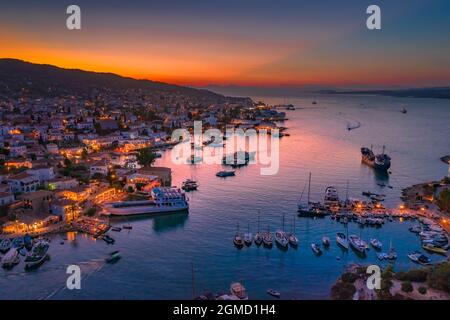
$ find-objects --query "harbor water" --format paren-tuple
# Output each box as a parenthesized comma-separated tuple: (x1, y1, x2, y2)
(1, 94, 449, 299)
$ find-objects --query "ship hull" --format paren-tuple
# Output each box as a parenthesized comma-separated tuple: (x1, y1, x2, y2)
(104, 205, 189, 216)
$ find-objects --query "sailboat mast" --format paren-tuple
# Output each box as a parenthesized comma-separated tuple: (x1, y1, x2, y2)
(346, 179, 349, 202)
(307, 172, 311, 204)
(257, 210, 260, 233)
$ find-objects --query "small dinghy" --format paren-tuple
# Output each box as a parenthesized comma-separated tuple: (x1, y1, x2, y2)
(311, 243, 322, 255)
(105, 250, 121, 264)
(322, 236, 330, 247)
(370, 238, 383, 250)
(267, 289, 280, 298)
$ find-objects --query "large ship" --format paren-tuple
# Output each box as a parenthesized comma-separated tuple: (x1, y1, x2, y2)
(361, 145, 391, 172)
(102, 187, 189, 216)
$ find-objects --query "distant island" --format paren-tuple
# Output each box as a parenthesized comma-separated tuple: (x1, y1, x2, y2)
(321, 87, 450, 99)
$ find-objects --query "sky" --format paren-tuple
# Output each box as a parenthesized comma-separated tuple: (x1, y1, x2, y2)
(1, 0, 450, 88)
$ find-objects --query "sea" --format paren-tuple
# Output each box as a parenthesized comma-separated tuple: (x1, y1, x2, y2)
(1, 93, 449, 300)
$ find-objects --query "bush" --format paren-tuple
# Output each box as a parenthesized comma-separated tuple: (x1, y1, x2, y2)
(395, 269, 428, 282)
(401, 281, 414, 293)
(331, 281, 356, 300)
(428, 262, 450, 293)
(341, 272, 359, 284)
(418, 286, 427, 295)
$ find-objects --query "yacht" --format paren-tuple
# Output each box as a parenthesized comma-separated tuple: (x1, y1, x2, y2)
(102, 187, 189, 216)
(275, 231, 288, 248)
(298, 173, 328, 216)
(324, 186, 340, 211)
(349, 235, 368, 254)
(263, 227, 273, 248)
(243, 223, 253, 246)
(233, 223, 244, 248)
(408, 251, 431, 265)
(336, 232, 349, 250)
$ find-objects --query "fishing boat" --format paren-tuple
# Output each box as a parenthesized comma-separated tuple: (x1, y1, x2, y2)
(0, 238, 12, 253)
(1, 248, 20, 269)
(267, 289, 281, 298)
(243, 223, 253, 246)
(336, 232, 349, 250)
(233, 223, 244, 248)
(182, 179, 198, 191)
(322, 236, 330, 247)
(349, 235, 368, 254)
(216, 170, 235, 178)
(105, 250, 121, 264)
(103, 187, 189, 216)
(254, 211, 263, 246)
(370, 238, 383, 250)
(422, 244, 447, 255)
(408, 251, 431, 265)
(263, 227, 273, 248)
(311, 243, 322, 255)
(24, 240, 49, 270)
(230, 282, 248, 300)
(361, 145, 391, 172)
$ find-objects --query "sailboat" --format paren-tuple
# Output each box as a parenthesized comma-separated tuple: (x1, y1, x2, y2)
(298, 172, 326, 217)
(254, 211, 263, 246)
(336, 223, 349, 249)
(233, 222, 244, 248)
(263, 226, 273, 248)
(275, 214, 289, 248)
(288, 216, 299, 247)
(243, 222, 253, 246)
(386, 240, 397, 260)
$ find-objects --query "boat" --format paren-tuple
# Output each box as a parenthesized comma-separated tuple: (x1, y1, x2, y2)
(408, 251, 431, 265)
(370, 238, 383, 250)
(12, 237, 24, 248)
(243, 223, 253, 246)
(23, 234, 33, 249)
(386, 241, 397, 260)
(422, 244, 447, 255)
(263, 227, 273, 248)
(111, 227, 122, 232)
(24, 240, 49, 270)
(322, 236, 330, 247)
(182, 179, 198, 191)
(288, 217, 299, 247)
(349, 235, 368, 254)
(230, 282, 248, 300)
(311, 243, 322, 255)
(377, 252, 388, 260)
(216, 170, 236, 177)
(275, 231, 288, 248)
(298, 173, 328, 217)
(361, 145, 391, 172)
(336, 232, 349, 250)
(401, 107, 407, 114)
(267, 289, 281, 298)
(103, 187, 189, 216)
(233, 223, 244, 248)
(105, 250, 121, 264)
(122, 223, 132, 230)
(324, 186, 340, 211)
(1, 248, 20, 269)
(275, 214, 288, 248)
(0, 238, 12, 253)
(254, 211, 263, 246)
(101, 235, 115, 245)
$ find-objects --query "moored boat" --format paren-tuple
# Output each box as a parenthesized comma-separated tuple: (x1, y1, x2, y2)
(233, 223, 244, 248)
(0, 238, 12, 253)
(370, 238, 383, 250)
(1, 248, 20, 269)
(311, 243, 322, 255)
(322, 236, 330, 247)
(407, 251, 431, 265)
(361, 145, 391, 172)
(267, 289, 280, 298)
(336, 232, 349, 250)
(216, 170, 235, 178)
(24, 240, 49, 270)
(230, 282, 248, 300)
(349, 235, 368, 254)
(422, 244, 447, 255)
(263, 227, 273, 248)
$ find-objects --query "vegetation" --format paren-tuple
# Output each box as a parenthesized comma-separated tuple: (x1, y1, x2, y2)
(330, 281, 356, 300)
(418, 286, 427, 295)
(137, 147, 157, 167)
(427, 262, 450, 293)
(341, 272, 359, 284)
(401, 281, 414, 293)
(376, 265, 395, 300)
(436, 188, 450, 213)
(395, 269, 428, 282)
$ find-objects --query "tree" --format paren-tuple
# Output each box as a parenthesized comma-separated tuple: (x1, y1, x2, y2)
(137, 147, 157, 167)
(401, 281, 414, 293)
(437, 189, 450, 213)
